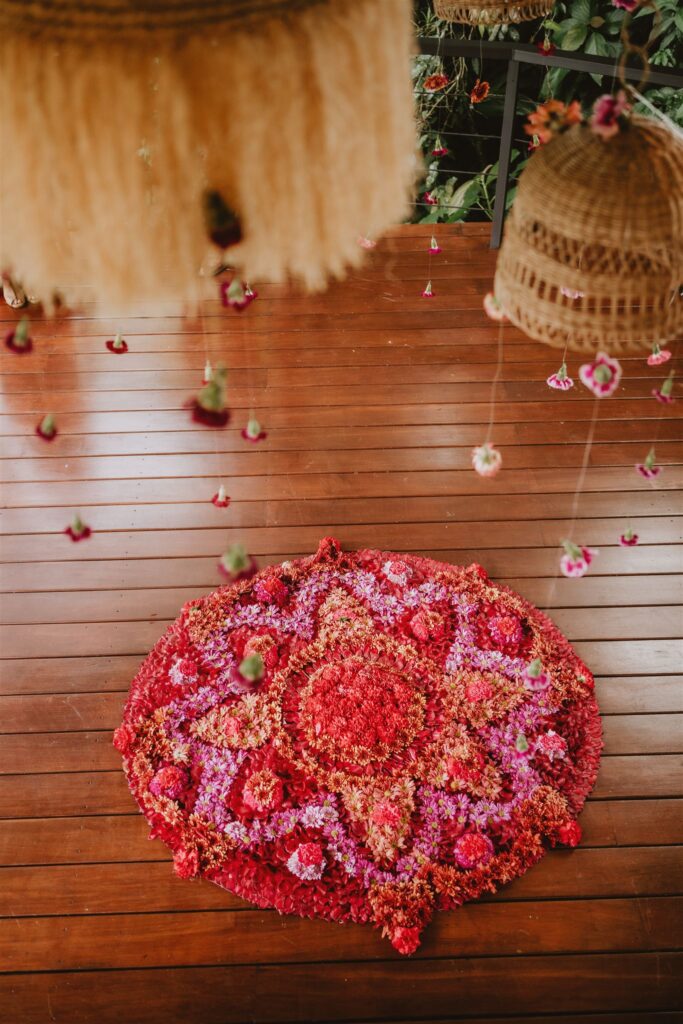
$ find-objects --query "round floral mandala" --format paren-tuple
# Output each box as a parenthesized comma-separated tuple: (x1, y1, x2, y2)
(115, 538, 602, 955)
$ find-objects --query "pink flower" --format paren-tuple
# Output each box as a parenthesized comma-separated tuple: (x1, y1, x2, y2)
(106, 333, 128, 354)
(422, 280, 435, 298)
(358, 236, 377, 250)
(652, 370, 675, 404)
(254, 576, 289, 606)
(211, 485, 230, 508)
(36, 414, 58, 441)
(220, 279, 257, 311)
(647, 344, 671, 367)
(535, 729, 567, 761)
(465, 678, 494, 702)
(423, 191, 437, 207)
(241, 416, 267, 443)
(112, 723, 136, 754)
(431, 138, 448, 157)
(547, 362, 574, 391)
(612, 0, 638, 9)
(560, 540, 598, 578)
(454, 832, 494, 869)
(619, 529, 639, 547)
(590, 90, 631, 140)
(382, 559, 412, 585)
(424, 73, 449, 93)
(65, 515, 92, 542)
(287, 842, 325, 880)
(560, 286, 583, 300)
(190, 366, 230, 428)
(428, 236, 441, 255)
(4, 317, 32, 353)
(372, 800, 402, 828)
(523, 658, 550, 691)
(636, 447, 661, 480)
(218, 543, 258, 583)
(557, 820, 582, 847)
(149, 766, 188, 800)
(579, 351, 622, 397)
(173, 846, 199, 879)
(472, 443, 502, 478)
(483, 292, 508, 322)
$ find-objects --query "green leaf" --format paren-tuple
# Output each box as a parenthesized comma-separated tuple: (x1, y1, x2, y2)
(585, 31, 608, 56)
(570, 0, 591, 23)
(561, 22, 588, 49)
(451, 178, 481, 212)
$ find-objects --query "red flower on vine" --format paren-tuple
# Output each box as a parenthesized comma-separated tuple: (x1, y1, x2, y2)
(470, 79, 490, 104)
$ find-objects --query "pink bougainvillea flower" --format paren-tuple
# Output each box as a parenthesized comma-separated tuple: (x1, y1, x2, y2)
(525, 99, 582, 144)
(36, 413, 57, 441)
(65, 514, 92, 542)
(431, 137, 448, 157)
(469, 79, 490, 104)
(647, 343, 671, 367)
(560, 540, 598, 578)
(241, 415, 267, 443)
(590, 90, 632, 140)
(220, 278, 257, 311)
(189, 365, 230, 427)
(557, 820, 582, 847)
(523, 658, 551, 692)
(636, 447, 661, 480)
(579, 351, 622, 397)
(652, 370, 675, 404)
(560, 286, 583, 300)
(203, 360, 213, 385)
(619, 528, 639, 547)
(423, 191, 438, 207)
(424, 73, 449, 93)
(536, 37, 556, 57)
(105, 332, 128, 354)
(422, 280, 435, 299)
(4, 316, 32, 353)
(211, 484, 230, 508)
(358, 236, 377, 250)
(472, 442, 502, 478)
(547, 362, 574, 391)
(428, 236, 441, 255)
(202, 190, 242, 250)
(218, 542, 258, 583)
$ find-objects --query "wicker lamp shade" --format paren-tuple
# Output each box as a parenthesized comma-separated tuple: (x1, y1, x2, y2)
(494, 117, 683, 355)
(433, 0, 552, 26)
(0, 0, 417, 313)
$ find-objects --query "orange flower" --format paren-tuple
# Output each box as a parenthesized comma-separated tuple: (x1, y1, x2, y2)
(424, 73, 449, 93)
(525, 99, 582, 144)
(470, 79, 490, 104)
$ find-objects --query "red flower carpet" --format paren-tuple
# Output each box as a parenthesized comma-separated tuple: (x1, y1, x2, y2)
(115, 538, 602, 954)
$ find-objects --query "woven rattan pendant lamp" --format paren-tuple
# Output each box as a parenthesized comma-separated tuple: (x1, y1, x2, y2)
(0, 0, 416, 312)
(494, 115, 683, 354)
(433, 0, 552, 26)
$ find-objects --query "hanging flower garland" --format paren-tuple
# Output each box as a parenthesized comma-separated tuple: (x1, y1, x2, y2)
(4, 316, 32, 353)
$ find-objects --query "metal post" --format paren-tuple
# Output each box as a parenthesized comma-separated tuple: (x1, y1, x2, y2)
(490, 56, 519, 250)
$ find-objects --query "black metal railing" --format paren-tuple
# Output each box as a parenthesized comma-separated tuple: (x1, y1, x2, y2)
(418, 36, 683, 248)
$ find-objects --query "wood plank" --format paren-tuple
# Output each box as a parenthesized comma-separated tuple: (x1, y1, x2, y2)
(2, 846, 681, 918)
(3, 801, 682, 867)
(3, 897, 682, 971)
(1, 954, 681, 1023)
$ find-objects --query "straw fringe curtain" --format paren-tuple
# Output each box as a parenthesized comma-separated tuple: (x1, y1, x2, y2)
(0, 0, 417, 312)
(433, 0, 552, 26)
(494, 118, 683, 355)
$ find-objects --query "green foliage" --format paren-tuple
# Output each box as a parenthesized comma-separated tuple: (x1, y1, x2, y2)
(413, 0, 683, 224)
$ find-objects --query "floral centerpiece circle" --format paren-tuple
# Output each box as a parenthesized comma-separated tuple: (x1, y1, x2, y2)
(115, 538, 602, 954)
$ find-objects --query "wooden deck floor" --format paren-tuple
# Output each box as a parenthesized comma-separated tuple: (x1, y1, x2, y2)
(1, 223, 681, 1024)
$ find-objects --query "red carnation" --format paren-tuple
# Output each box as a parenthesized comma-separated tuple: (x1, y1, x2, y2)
(112, 723, 136, 754)
(297, 842, 324, 868)
(390, 925, 421, 956)
(173, 846, 200, 879)
(254, 576, 289, 607)
(557, 820, 582, 847)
